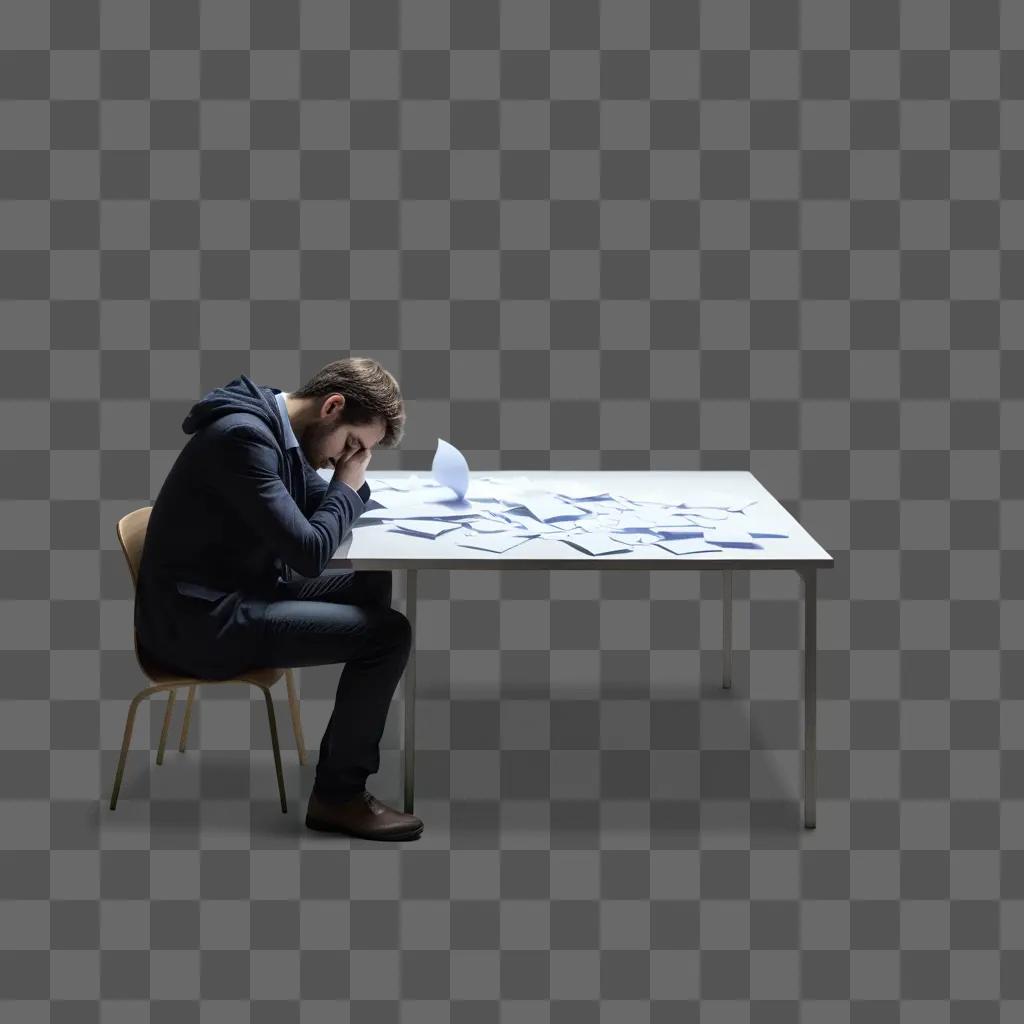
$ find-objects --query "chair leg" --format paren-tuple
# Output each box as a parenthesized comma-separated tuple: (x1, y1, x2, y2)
(111, 684, 172, 810)
(284, 668, 306, 765)
(156, 688, 177, 765)
(259, 685, 288, 813)
(178, 684, 197, 752)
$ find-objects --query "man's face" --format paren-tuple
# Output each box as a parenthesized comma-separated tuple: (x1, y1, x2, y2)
(305, 398, 386, 471)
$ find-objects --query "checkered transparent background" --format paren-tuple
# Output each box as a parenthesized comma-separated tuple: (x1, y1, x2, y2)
(1, 0, 1022, 1020)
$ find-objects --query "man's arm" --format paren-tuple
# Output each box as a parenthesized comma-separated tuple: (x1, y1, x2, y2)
(207, 425, 365, 579)
(301, 457, 371, 518)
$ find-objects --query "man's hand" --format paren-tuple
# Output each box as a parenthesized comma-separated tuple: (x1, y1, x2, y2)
(332, 437, 372, 492)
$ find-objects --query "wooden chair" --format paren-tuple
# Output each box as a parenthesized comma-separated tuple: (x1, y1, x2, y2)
(111, 507, 307, 813)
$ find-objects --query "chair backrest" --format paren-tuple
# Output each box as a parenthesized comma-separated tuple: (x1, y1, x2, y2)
(116, 506, 152, 590)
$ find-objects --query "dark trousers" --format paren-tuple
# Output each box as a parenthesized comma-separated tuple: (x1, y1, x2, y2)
(254, 569, 412, 800)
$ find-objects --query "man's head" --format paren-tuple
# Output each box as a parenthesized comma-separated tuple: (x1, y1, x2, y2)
(287, 358, 405, 471)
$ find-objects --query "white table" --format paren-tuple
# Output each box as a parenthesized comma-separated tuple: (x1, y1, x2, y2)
(325, 470, 834, 829)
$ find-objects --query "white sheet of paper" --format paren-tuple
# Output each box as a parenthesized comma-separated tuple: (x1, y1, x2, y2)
(456, 533, 536, 553)
(703, 530, 762, 547)
(578, 515, 624, 533)
(431, 438, 470, 499)
(681, 492, 759, 513)
(465, 482, 516, 502)
(368, 474, 445, 493)
(504, 517, 567, 534)
(654, 540, 722, 555)
(389, 521, 465, 539)
(546, 480, 612, 500)
(701, 527, 753, 541)
(465, 520, 517, 534)
(653, 528, 706, 540)
(621, 512, 710, 531)
(359, 500, 478, 520)
(609, 531, 659, 546)
(512, 495, 591, 523)
(476, 475, 531, 487)
(624, 504, 686, 522)
(674, 509, 731, 522)
(615, 509, 675, 530)
(556, 533, 632, 556)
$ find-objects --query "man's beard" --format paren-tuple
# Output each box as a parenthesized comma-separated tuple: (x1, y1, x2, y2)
(301, 427, 331, 469)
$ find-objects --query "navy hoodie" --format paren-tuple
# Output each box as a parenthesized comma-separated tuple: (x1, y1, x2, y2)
(133, 373, 372, 674)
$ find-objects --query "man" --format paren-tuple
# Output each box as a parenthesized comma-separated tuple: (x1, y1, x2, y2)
(134, 357, 423, 841)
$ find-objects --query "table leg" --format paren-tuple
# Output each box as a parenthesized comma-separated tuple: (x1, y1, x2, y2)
(722, 569, 732, 690)
(801, 568, 817, 829)
(403, 568, 418, 815)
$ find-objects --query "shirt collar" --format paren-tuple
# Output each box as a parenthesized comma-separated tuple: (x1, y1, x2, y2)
(274, 390, 300, 450)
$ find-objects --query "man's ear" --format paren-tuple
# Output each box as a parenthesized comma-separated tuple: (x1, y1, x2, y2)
(321, 394, 345, 421)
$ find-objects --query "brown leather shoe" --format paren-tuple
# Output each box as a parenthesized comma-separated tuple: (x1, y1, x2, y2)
(305, 788, 424, 841)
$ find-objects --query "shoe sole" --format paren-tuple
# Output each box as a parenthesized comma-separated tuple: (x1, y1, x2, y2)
(304, 815, 424, 841)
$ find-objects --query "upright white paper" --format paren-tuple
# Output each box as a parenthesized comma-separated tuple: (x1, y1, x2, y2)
(432, 438, 470, 500)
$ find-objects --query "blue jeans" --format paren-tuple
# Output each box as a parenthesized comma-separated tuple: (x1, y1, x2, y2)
(255, 569, 412, 800)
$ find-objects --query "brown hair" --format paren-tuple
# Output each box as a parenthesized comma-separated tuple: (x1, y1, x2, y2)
(293, 358, 405, 448)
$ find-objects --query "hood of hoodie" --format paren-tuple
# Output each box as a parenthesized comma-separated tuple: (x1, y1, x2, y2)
(181, 373, 285, 445)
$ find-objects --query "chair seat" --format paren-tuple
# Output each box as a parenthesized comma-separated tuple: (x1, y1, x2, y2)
(142, 657, 285, 688)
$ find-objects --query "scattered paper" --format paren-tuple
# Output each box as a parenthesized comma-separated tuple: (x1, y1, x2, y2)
(354, 467, 787, 558)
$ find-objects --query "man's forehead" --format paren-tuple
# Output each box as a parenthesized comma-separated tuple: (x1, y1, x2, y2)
(355, 424, 386, 445)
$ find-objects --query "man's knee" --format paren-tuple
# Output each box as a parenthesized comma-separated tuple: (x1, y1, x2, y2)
(389, 607, 412, 646)
(365, 606, 411, 648)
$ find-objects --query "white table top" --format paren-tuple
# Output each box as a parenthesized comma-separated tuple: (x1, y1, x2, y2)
(324, 470, 834, 572)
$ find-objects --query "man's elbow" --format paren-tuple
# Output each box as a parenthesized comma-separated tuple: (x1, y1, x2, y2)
(301, 545, 339, 580)
(287, 550, 322, 580)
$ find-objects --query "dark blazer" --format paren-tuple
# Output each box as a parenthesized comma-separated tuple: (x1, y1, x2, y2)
(134, 374, 372, 678)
